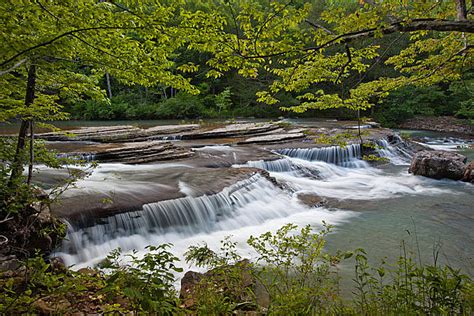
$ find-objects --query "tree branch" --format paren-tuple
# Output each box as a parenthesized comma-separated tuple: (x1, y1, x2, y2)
(335, 44, 352, 83)
(0, 215, 13, 224)
(455, 0, 468, 21)
(305, 19, 333, 34)
(0, 58, 27, 76)
(0, 26, 142, 68)
(253, 1, 293, 55)
(241, 18, 474, 59)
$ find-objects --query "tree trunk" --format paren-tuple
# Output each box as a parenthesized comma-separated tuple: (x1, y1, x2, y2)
(105, 72, 112, 98)
(455, 0, 467, 21)
(27, 122, 34, 185)
(9, 65, 36, 185)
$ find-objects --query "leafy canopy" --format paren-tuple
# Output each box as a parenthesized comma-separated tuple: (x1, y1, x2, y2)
(195, 0, 473, 112)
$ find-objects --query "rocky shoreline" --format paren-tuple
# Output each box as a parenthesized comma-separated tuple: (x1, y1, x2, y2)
(399, 116, 473, 136)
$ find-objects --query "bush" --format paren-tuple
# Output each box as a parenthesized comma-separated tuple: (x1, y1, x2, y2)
(456, 100, 474, 121)
(154, 93, 206, 119)
(185, 224, 473, 315)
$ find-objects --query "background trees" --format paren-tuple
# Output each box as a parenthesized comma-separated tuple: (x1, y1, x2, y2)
(29, 0, 471, 123)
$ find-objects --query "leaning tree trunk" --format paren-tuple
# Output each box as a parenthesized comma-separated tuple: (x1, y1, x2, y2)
(8, 64, 36, 186)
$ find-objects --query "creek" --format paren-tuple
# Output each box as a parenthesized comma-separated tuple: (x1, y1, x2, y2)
(42, 127, 473, 286)
(5, 119, 470, 287)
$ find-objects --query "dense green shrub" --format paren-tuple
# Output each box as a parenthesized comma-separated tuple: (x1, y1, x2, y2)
(154, 93, 206, 119)
(185, 224, 473, 315)
(455, 100, 474, 122)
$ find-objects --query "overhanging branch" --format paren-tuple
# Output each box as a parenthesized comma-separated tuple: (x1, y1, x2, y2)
(0, 26, 142, 68)
(241, 18, 474, 59)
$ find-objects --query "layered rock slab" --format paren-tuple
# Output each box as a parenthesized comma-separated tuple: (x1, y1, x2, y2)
(38, 124, 200, 142)
(51, 167, 277, 223)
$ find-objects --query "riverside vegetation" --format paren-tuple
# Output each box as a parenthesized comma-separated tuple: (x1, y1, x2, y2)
(1, 0, 473, 314)
(1, 224, 473, 314)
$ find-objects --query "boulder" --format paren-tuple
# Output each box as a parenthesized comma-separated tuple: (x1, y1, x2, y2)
(180, 260, 268, 311)
(0, 255, 21, 272)
(32, 297, 71, 314)
(462, 161, 474, 183)
(409, 150, 467, 180)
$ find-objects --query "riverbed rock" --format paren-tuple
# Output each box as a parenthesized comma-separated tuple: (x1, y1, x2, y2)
(144, 124, 199, 136)
(462, 161, 474, 183)
(93, 141, 193, 163)
(180, 260, 268, 311)
(183, 123, 279, 139)
(63, 141, 194, 164)
(409, 150, 467, 180)
(296, 193, 326, 207)
(400, 116, 474, 136)
(239, 132, 305, 144)
(38, 124, 200, 143)
(38, 125, 142, 142)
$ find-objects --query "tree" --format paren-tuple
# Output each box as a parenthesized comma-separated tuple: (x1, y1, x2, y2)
(0, 0, 225, 251)
(0, 0, 224, 198)
(195, 0, 472, 113)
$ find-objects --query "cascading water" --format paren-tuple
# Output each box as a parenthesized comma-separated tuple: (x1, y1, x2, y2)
(240, 158, 296, 172)
(262, 140, 448, 200)
(375, 135, 413, 165)
(276, 144, 367, 168)
(57, 173, 353, 267)
(237, 158, 320, 178)
(57, 152, 96, 162)
(55, 133, 472, 279)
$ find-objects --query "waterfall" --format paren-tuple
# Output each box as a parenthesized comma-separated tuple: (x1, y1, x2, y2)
(150, 135, 182, 141)
(276, 144, 366, 168)
(375, 136, 412, 165)
(235, 158, 321, 178)
(58, 174, 300, 262)
(57, 152, 96, 162)
(244, 158, 298, 173)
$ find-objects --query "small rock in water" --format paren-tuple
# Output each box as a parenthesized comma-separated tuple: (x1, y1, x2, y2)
(409, 150, 467, 180)
(296, 193, 326, 207)
(462, 161, 474, 183)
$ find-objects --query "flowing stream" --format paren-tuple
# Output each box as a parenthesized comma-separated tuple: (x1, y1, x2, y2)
(52, 132, 473, 287)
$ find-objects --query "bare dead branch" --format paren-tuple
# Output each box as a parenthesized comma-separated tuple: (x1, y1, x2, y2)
(0, 58, 28, 76)
(305, 20, 333, 34)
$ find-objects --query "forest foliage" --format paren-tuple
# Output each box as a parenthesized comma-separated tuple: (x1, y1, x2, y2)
(1, 0, 472, 125)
